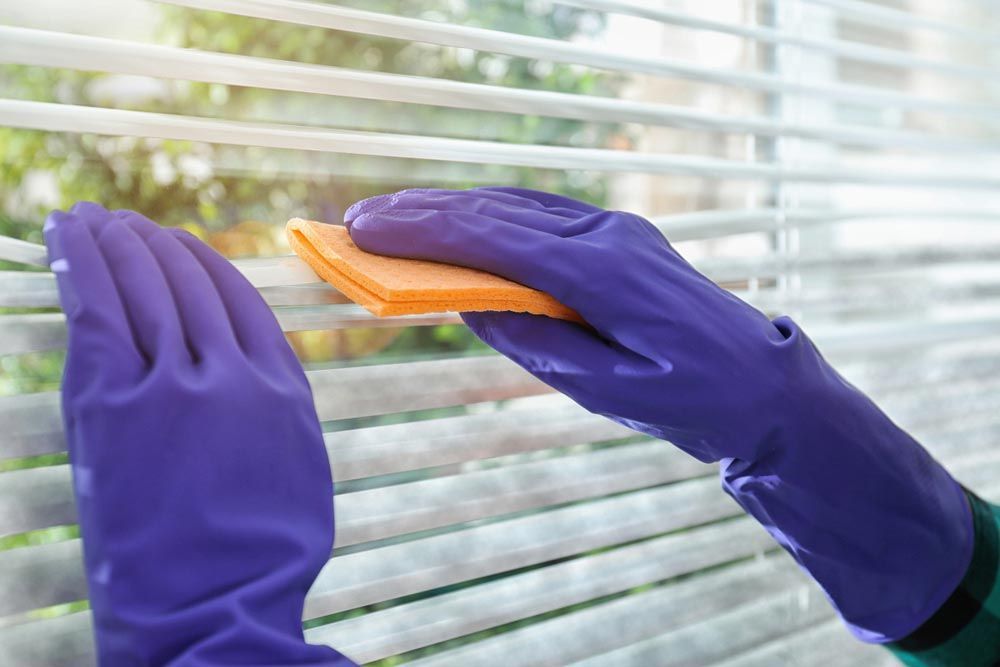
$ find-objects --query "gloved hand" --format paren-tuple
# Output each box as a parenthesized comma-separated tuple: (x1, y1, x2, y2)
(344, 186, 974, 644)
(45, 203, 354, 666)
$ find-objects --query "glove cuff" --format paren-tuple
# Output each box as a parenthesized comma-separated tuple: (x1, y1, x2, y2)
(887, 488, 1000, 665)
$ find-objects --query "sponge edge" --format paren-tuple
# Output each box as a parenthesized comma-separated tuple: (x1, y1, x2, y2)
(285, 218, 583, 323)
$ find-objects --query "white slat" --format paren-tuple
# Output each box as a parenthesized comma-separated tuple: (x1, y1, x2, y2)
(0, 466, 74, 537)
(578, 479, 1000, 667)
(0, 269, 317, 311)
(0, 439, 711, 557)
(2, 457, 997, 664)
(1, 413, 663, 540)
(8, 335, 1000, 462)
(0, 355, 551, 460)
(7, 360, 999, 535)
(562, 584, 835, 667)
(0, 256, 325, 311)
(12, 242, 1000, 319)
(404, 556, 819, 667)
(810, 316, 1000, 356)
(0, 477, 737, 619)
(0, 519, 772, 667)
(304, 518, 775, 663)
(0, 308, 460, 357)
(333, 441, 710, 547)
(3, 377, 994, 537)
(156, 0, 1000, 118)
(699, 245, 1000, 284)
(709, 618, 897, 667)
(0, 237, 47, 267)
(326, 401, 631, 481)
(4, 418, 998, 620)
(5, 101, 1000, 188)
(657, 207, 1000, 242)
(0, 313, 67, 356)
(562, 0, 999, 79)
(802, 0, 1000, 45)
(0, 271, 61, 308)
(258, 283, 346, 306)
(3, 26, 995, 155)
(0, 611, 94, 667)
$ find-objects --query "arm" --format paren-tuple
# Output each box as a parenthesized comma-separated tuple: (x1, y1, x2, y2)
(343, 186, 992, 660)
(46, 203, 355, 666)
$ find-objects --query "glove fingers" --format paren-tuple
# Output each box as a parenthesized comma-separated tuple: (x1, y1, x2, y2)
(416, 187, 584, 219)
(474, 186, 603, 215)
(44, 205, 144, 371)
(88, 216, 187, 365)
(345, 188, 575, 229)
(115, 211, 242, 362)
(349, 207, 587, 309)
(349, 191, 585, 236)
(456, 187, 584, 218)
(169, 228, 299, 370)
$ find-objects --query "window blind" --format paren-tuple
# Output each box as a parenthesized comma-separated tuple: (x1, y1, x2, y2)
(2, 1, 1000, 665)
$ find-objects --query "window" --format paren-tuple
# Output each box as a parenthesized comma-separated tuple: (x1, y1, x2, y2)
(2, 1, 999, 664)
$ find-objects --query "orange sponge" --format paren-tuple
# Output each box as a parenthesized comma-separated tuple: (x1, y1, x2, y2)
(285, 218, 582, 322)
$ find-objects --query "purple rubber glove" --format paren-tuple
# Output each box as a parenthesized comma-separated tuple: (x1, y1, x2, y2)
(45, 203, 354, 666)
(344, 186, 973, 644)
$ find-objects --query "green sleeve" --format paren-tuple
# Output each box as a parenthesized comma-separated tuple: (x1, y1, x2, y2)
(885, 488, 1000, 666)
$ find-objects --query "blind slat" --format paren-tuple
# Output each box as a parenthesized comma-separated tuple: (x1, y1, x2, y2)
(335, 441, 708, 547)
(0, 308, 456, 357)
(568, 479, 1000, 667)
(0, 440, 710, 543)
(6, 28, 995, 154)
(2, 404, 996, 622)
(657, 207, 1000, 241)
(0, 237, 47, 268)
(405, 560, 818, 667)
(3, 369, 996, 537)
(9, 239, 1000, 316)
(0, 313, 67, 356)
(2, 449, 995, 659)
(3, 291, 987, 358)
(0, 519, 774, 667)
(0, 356, 552, 461)
(155, 0, 1000, 117)
(6, 321, 1000, 459)
(0, 478, 736, 619)
(561, 0, 999, 79)
(710, 619, 897, 667)
(0, 610, 93, 667)
(0, 271, 62, 308)
(306, 518, 775, 663)
(0, 466, 72, 538)
(7, 101, 1000, 187)
(802, 0, 1000, 45)
(561, 585, 834, 667)
(7, 283, 1000, 357)
(700, 245, 1000, 283)
(1, 271, 348, 312)
(327, 402, 629, 481)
